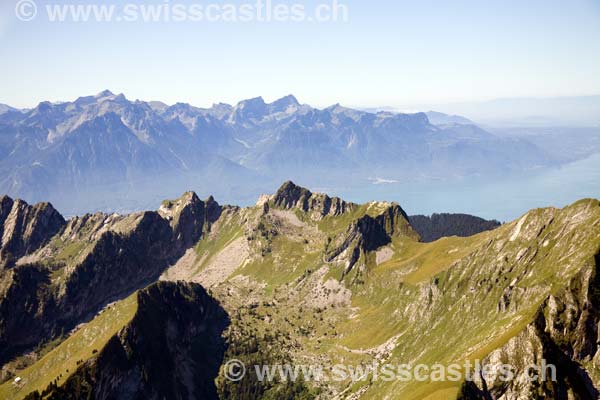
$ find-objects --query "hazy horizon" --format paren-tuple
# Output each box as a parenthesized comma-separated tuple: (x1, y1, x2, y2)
(1, 0, 599, 109)
(3, 90, 599, 128)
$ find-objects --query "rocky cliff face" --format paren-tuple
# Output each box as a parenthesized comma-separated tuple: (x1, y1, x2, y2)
(0, 197, 65, 269)
(0, 264, 51, 362)
(271, 181, 354, 219)
(325, 203, 419, 277)
(459, 251, 600, 400)
(270, 182, 419, 279)
(158, 192, 222, 248)
(0, 192, 219, 365)
(31, 281, 228, 400)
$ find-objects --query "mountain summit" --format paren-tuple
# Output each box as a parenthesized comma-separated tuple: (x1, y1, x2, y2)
(0, 92, 552, 214)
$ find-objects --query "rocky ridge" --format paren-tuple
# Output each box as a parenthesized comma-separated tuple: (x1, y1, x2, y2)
(0, 197, 65, 269)
(0, 192, 219, 365)
(0, 184, 599, 400)
(27, 281, 228, 400)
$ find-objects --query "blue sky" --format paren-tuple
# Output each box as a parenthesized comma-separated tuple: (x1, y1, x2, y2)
(1, 0, 599, 109)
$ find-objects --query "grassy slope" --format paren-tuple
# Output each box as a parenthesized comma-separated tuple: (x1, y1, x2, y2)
(340, 200, 600, 399)
(193, 209, 248, 277)
(183, 199, 600, 399)
(200, 200, 600, 398)
(4, 197, 599, 400)
(0, 293, 138, 400)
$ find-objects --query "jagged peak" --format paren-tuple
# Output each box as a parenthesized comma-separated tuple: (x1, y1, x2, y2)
(157, 191, 221, 247)
(158, 191, 223, 213)
(0, 196, 15, 222)
(0, 194, 14, 204)
(205, 195, 216, 204)
(325, 103, 358, 114)
(93, 90, 128, 105)
(255, 194, 273, 207)
(272, 181, 312, 208)
(276, 180, 308, 193)
(211, 102, 233, 108)
(95, 89, 115, 98)
(270, 95, 300, 111)
(33, 101, 54, 113)
(159, 191, 201, 216)
(0, 197, 65, 269)
(270, 181, 354, 219)
(236, 96, 266, 108)
(169, 102, 195, 110)
(0, 196, 61, 216)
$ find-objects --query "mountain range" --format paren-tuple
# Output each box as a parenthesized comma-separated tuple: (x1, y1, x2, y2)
(0, 91, 554, 215)
(0, 182, 598, 399)
(415, 95, 600, 127)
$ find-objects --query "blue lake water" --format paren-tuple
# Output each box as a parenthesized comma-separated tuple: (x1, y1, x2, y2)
(332, 153, 600, 222)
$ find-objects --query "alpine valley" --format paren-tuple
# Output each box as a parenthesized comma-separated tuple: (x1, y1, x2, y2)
(0, 181, 599, 400)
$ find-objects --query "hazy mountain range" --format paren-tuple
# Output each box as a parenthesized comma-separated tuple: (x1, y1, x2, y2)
(0, 91, 559, 215)
(421, 95, 600, 127)
(0, 104, 16, 115)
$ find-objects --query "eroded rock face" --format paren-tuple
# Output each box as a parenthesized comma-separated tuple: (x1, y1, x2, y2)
(459, 252, 600, 400)
(159, 192, 222, 248)
(37, 282, 229, 400)
(0, 264, 51, 361)
(272, 181, 353, 219)
(326, 203, 419, 276)
(0, 197, 65, 269)
(0, 192, 219, 365)
(0, 210, 177, 364)
(271, 182, 419, 278)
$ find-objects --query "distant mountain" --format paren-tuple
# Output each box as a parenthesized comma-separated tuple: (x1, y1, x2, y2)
(0, 91, 554, 214)
(427, 95, 600, 127)
(425, 111, 474, 126)
(409, 212, 501, 242)
(0, 104, 16, 115)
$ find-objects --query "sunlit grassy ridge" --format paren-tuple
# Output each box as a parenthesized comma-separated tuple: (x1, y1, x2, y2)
(0, 293, 138, 399)
(4, 189, 599, 399)
(182, 197, 600, 399)
(336, 200, 600, 399)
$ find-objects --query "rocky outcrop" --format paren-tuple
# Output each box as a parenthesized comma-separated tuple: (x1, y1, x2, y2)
(0, 197, 65, 269)
(29, 281, 229, 400)
(458, 250, 600, 399)
(158, 192, 222, 248)
(60, 211, 175, 316)
(0, 264, 52, 361)
(325, 203, 419, 277)
(271, 181, 353, 219)
(0, 210, 176, 364)
(0, 192, 220, 365)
